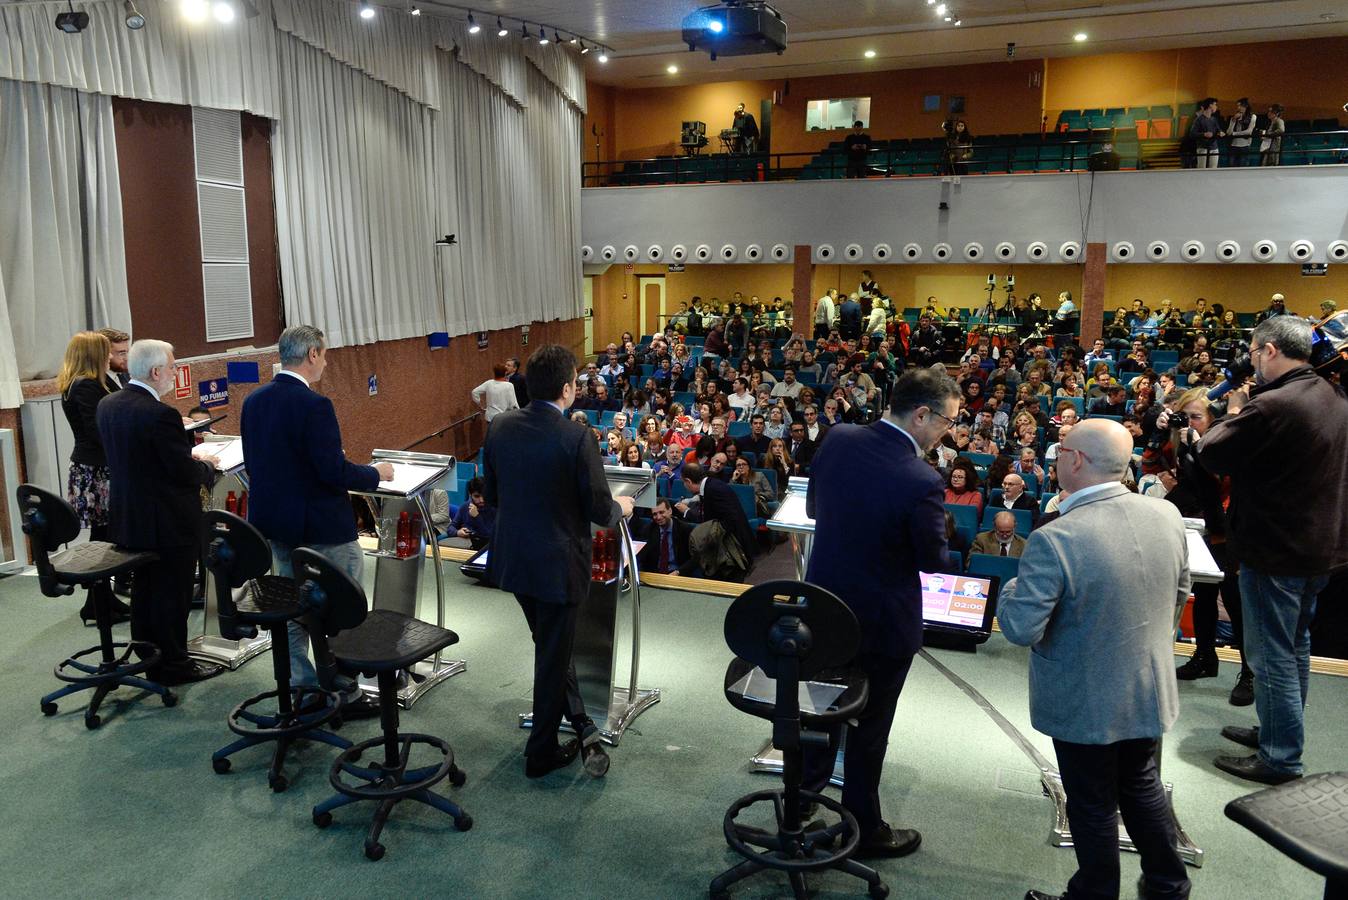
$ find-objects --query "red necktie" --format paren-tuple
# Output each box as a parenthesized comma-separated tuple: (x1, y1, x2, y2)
(659, 528, 671, 573)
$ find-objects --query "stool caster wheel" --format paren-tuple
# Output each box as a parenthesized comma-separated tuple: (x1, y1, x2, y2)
(41, 701, 58, 717)
(364, 840, 385, 861)
(212, 757, 232, 775)
(162, 691, 178, 708)
(330, 717, 344, 731)
(449, 767, 467, 787)
(869, 884, 890, 899)
(313, 811, 332, 829)
(268, 773, 289, 793)
(455, 815, 473, 832)
(85, 714, 102, 730)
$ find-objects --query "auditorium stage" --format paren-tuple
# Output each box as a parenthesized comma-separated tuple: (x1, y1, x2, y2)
(0, 567, 1342, 898)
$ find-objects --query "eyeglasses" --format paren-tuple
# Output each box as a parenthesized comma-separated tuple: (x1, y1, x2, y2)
(1057, 444, 1092, 463)
(928, 409, 958, 428)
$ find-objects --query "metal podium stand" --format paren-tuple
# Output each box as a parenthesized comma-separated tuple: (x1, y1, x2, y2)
(189, 446, 271, 669)
(351, 449, 461, 708)
(519, 465, 662, 746)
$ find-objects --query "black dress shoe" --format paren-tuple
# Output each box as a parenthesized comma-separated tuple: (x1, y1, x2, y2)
(852, 822, 921, 859)
(525, 739, 580, 779)
(81, 596, 133, 627)
(578, 725, 610, 778)
(1220, 724, 1259, 749)
(1214, 753, 1301, 785)
(338, 692, 382, 720)
(154, 661, 225, 685)
(1175, 654, 1218, 680)
(1025, 891, 1063, 900)
(1229, 670, 1254, 706)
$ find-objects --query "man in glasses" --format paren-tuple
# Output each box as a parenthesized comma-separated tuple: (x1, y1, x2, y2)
(802, 368, 960, 860)
(1000, 419, 1192, 900)
(1199, 316, 1348, 785)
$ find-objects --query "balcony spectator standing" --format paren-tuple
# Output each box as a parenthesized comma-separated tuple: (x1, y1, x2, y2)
(1259, 103, 1285, 166)
(1224, 98, 1257, 167)
(844, 120, 872, 178)
(1190, 98, 1221, 169)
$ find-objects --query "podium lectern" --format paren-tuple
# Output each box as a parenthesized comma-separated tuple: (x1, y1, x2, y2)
(189, 439, 271, 669)
(519, 465, 662, 746)
(351, 449, 460, 708)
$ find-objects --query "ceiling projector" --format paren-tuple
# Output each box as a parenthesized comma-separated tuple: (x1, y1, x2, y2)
(681, 1, 787, 60)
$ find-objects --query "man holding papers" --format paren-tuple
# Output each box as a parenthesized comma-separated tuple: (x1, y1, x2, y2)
(241, 325, 392, 718)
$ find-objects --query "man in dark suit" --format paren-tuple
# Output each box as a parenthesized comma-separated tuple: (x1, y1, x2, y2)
(680, 462, 756, 581)
(993, 473, 1040, 524)
(241, 325, 392, 718)
(96, 339, 222, 685)
(802, 367, 960, 858)
(837, 292, 863, 340)
(505, 356, 529, 408)
(786, 421, 817, 475)
(734, 413, 772, 459)
(482, 345, 634, 779)
(631, 499, 693, 576)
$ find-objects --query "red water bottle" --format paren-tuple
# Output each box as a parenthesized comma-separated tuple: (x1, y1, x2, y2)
(225, 491, 238, 513)
(395, 511, 412, 558)
(604, 528, 618, 579)
(591, 530, 606, 581)
(237, 491, 248, 519)
(410, 510, 423, 555)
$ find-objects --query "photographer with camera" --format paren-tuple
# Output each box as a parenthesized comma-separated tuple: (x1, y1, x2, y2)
(1198, 317, 1348, 784)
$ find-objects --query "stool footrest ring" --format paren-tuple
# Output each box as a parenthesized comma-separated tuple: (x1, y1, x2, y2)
(329, 733, 453, 800)
(722, 788, 862, 872)
(54, 641, 160, 684)
(226, 686, 343, 739)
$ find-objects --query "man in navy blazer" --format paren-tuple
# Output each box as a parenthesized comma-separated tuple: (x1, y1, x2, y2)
(241, 326, 392, 712)
(801, 367, 960, 859)
(482, 345, 634, 779)
(97, 339, 222, 685)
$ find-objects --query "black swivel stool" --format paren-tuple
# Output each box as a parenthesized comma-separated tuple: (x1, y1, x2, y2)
(19, 484, 176, 728)
(201, 511, 350, 792)
(1225, 772, 1348, 899)
(295, 549, 471, 861)
(712, 580, 887, 900)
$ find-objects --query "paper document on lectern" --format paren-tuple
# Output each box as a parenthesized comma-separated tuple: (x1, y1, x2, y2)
(729, 667, 847, 715)
(207, 439, 245, 472)
(378, 462, 444, 496)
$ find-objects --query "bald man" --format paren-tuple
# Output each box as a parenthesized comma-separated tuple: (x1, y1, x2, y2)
(999, 419, 1191, 900)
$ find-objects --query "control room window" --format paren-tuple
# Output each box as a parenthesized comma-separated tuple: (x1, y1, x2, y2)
(806, 98, 871, 131)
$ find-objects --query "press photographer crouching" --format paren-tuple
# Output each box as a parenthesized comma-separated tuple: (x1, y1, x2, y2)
(1197, 316, 1348, 785)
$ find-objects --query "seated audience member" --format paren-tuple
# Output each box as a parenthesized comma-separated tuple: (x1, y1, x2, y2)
(444, 477, 495, 550)
(651, 442, 686, 493)
(762, 438, 794, 498)
(973, 408, 1007, 446)
(771, 367, 804, 402)
(971, 511, 1026, 558)
(764, 406, 789, 440)
(1024, 369, 1051, 399)
(632, 499, 694, 576)
(786, 421, 817, 475)
(797, 352, 822, 382)
(944, 509, 971, 566)
(944, 459, 984, 514)
(664, 414, 699, 451)
(996, 473, 1040, 523)
(679, 463, 756, 582)
(969, 428, 999, 456)
(620, 442, 649, 469)
(1122, 414, 1148, 449)
(731, 456, 777, 517)
(706, 451, 732, 482)
(735, 413, 772, 458)
(728, 378, 755, 420)
(1089, 384, 1129, 416)
(1046, 422, 1072, 465)
(1012, 447, 1045, 482)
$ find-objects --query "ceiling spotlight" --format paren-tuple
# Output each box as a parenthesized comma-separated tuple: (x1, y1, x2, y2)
(124, 0, 145, 28)
(212, 1, 235, 23)
(944, 15, 952, 22)
(554, 30, 562, 43)
(180, 0, 207, 21)
(409, 5, 420, 15)
(496, 17, 507, 37)
(935, 3, 946, 16)
(863, 49, 876, 59)
(953, 18, 961, 25)
(927, 0, 934, 4)
(580, 40, 590, 54)
(568, 35, 579, 44)
(597, 50, 609, 63)
(54, 3, 90, 32)
(467, 12, 480, 33)
(666, 64, 678, 74)
(1074, 32, 1088, 41)
(521, 22, 531, 40)
(538, 29, 550, 44)
(358, 2, 374, 19)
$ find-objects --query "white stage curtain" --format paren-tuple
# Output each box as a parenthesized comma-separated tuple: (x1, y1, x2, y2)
(0, 0, 280, 117)
(0, 78, 131, 382)
(430, 55, 583, 335)
(272, 35, 438, 349)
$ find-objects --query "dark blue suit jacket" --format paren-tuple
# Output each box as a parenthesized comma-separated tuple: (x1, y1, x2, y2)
(806, 421, 950, 659)
(240, 375, 380, 548)
(481, 401, 621, 605)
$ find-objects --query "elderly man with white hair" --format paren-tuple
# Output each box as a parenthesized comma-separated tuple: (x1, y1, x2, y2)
(999, 419, 1192, 900)
(96, 339, 223, 686)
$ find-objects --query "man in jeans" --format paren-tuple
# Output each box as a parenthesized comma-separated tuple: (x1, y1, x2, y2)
(242, 325, 393, 719)
(1199, 316, 1348, 784)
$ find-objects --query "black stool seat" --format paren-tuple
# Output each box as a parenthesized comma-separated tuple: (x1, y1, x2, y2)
(50, 543, 157, 586)
(234, 575, 305, 624)
(329, 610, 458, 675)
(724, 656, 869, 727)
(1225, 772, 1348, 886)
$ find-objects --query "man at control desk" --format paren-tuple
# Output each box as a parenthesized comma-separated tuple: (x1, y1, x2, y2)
(242, 325, 392, 719)
(482, 345, 634, 780)
(1198, 316, 1348, 785)
(96, 339, 222, 685)
(802, 368, 960, 860)
(999, 419, 1191, 900)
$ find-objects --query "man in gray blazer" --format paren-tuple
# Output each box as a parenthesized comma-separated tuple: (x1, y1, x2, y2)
(999, 419, 1191, 900)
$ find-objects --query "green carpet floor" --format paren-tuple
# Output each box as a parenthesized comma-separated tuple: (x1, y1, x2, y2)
(0, 567, 1342, 899)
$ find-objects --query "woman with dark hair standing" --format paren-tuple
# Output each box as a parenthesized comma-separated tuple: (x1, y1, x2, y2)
(58, 331, 132, 625)
(941, 118, 973, 179)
